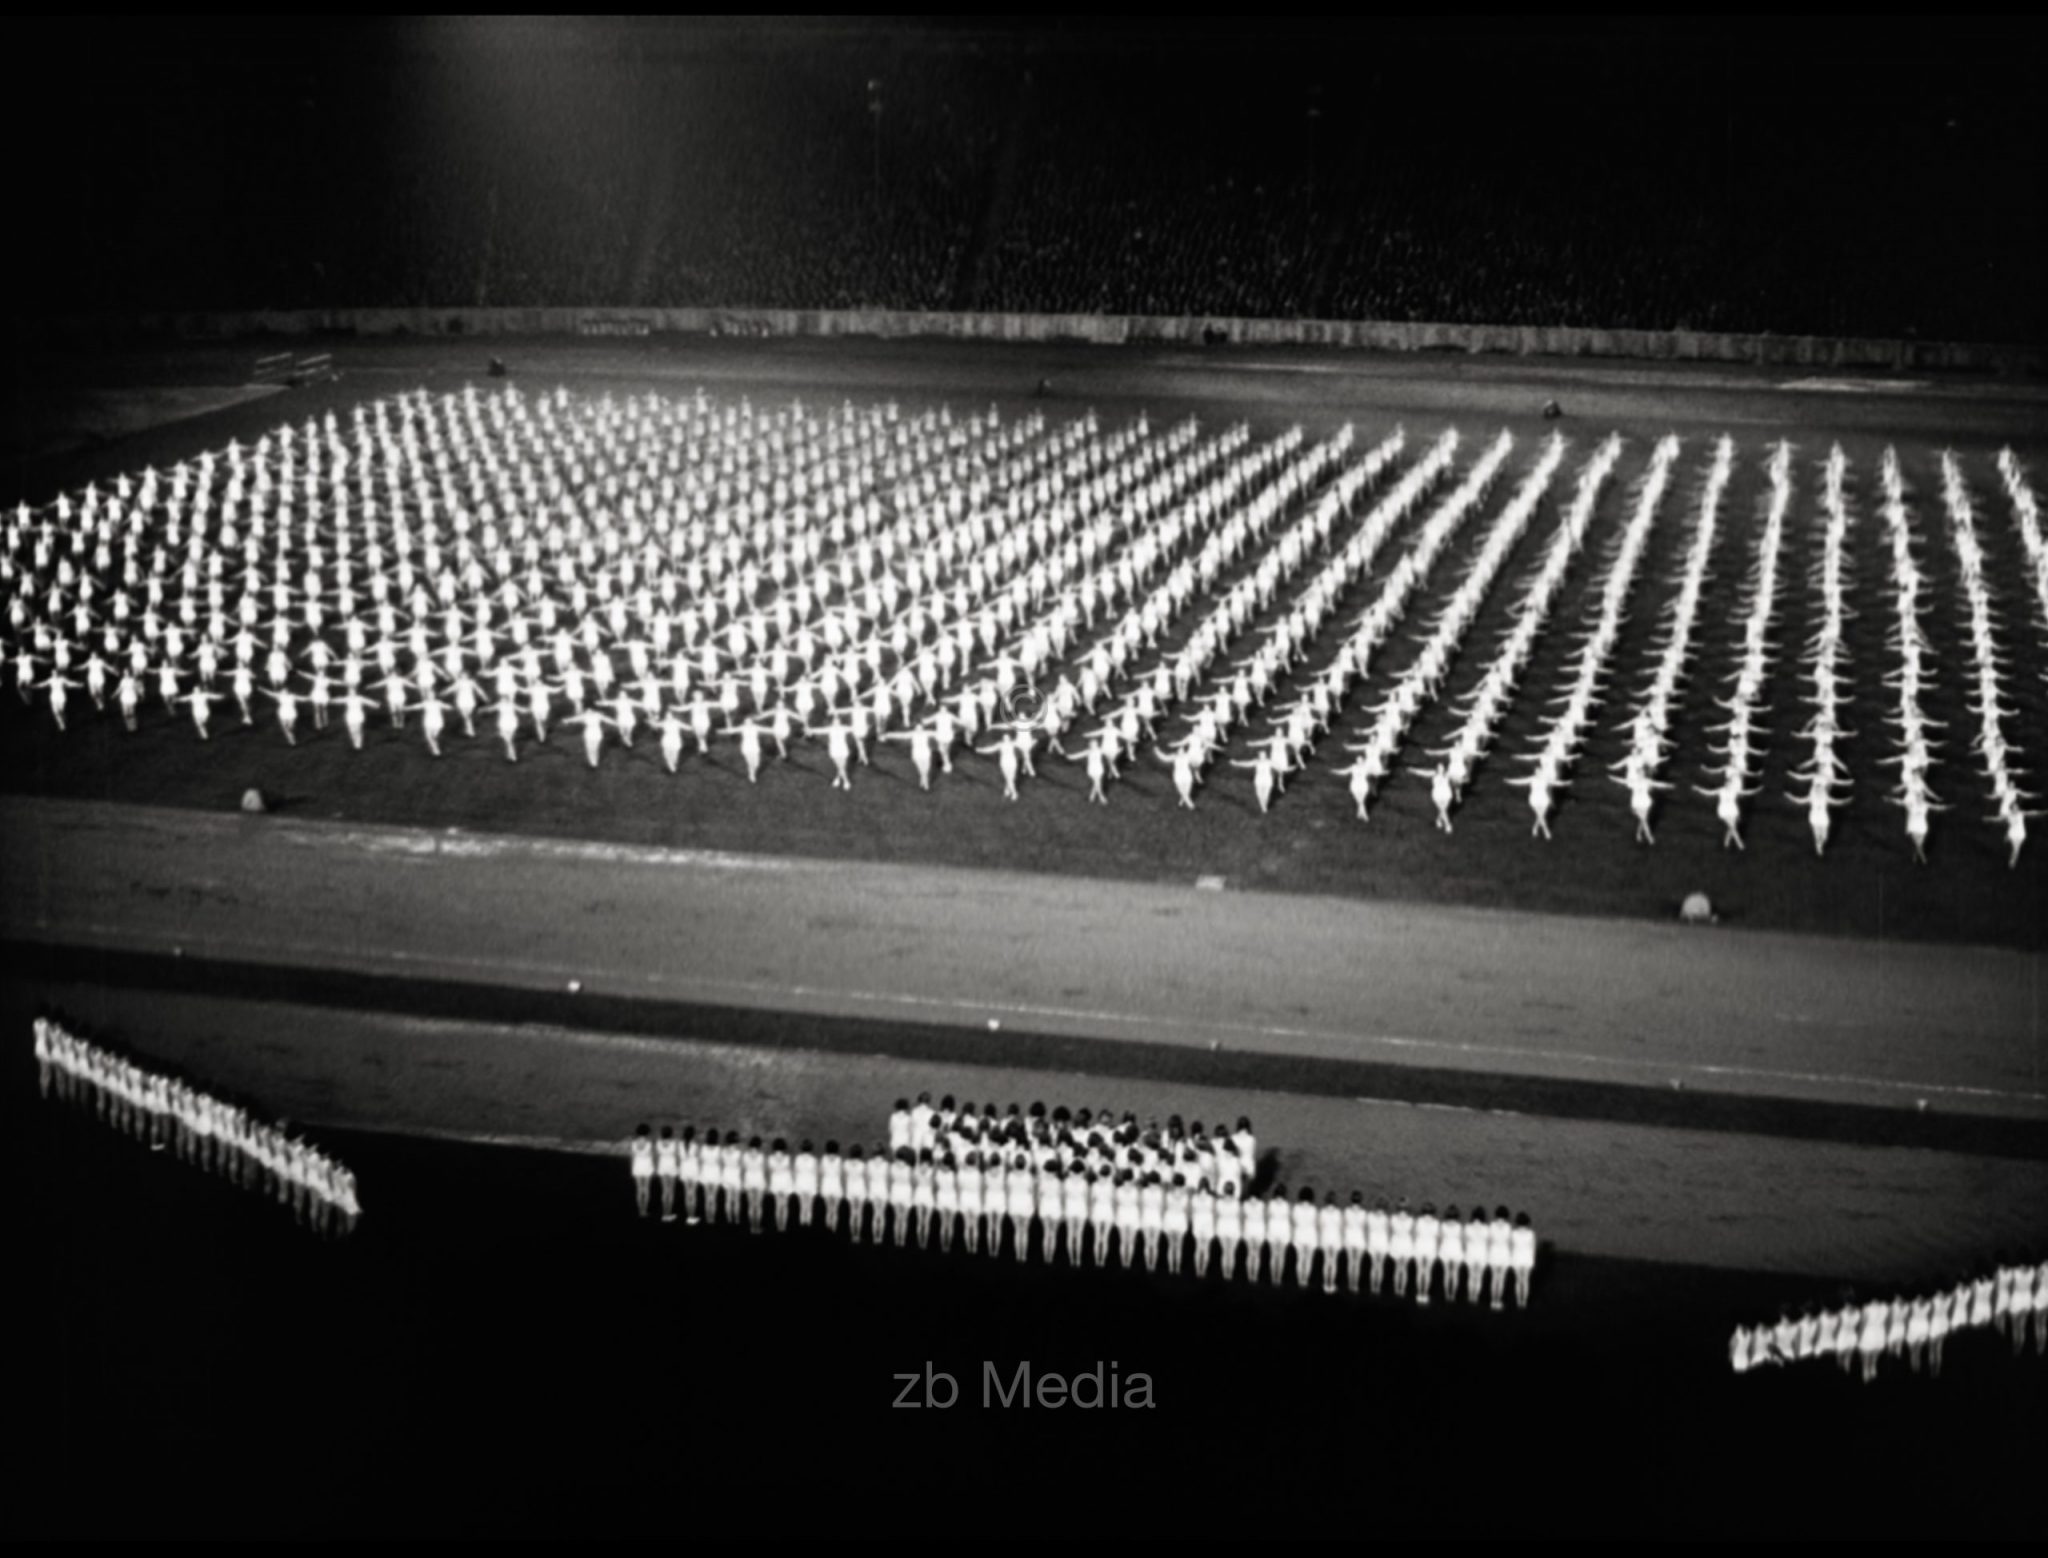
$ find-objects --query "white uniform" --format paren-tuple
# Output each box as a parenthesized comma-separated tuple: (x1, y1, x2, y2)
(1439, 1217, 1466, 1299)
(1115, 1180, 1142, 1264)
(1163, 1184, 1190, 1240)
(1367, 1207, 1391, 1268)
(1191, 1190, 1217, 1250)
(1088, 1174, 1116, 1263)
(678, 1137, 702, 1210)
(909, 1160, 936, 1244)
(768, 1152, 794, 1229)
(846, 1154, 872, 1234)
(720, 1142, 744, 1218)
(819, 1153, 844, 1229)
(1290, 1200, 1319, 1288)
(1062, 1174, 1089, 1255)
(1139, 1180, 1165, 1253)
(888, 1158, 914, 1243)
(1265, 1197, 1291, 1280)
(1342, 1204, 1368, 1291)
(1316, 1203, 1342, 1290)
(1486, 1218, 1512, 1300)
(1006, 1170, 1035, 1256)
(1243, 1197, 1269, 1278)
(1412, 1212, 1440, 1302)
(793, 1151, 818, 1224)
(1215, 1192, 1244, 1275)
(1834, 1306, 1859, 1368)
(742, 1147, 769, 1229)
(1858, 1301, 1886, 1365)
(958, 1160, 984, 1249)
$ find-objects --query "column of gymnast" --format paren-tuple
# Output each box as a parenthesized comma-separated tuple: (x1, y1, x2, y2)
(35, 1017, 360, 1236)
(1605, 436, 1728, 847)
(1783, 444, 1855, 857)
(1876, 448, 1946, 864)
(1691, 439, 1789, 853)
(1993, 447, 2048, 638)
(1936, 450, 2036, 867)
(1436, 434, 1622, 832)
(629, 1094, 1538, 1309)
(1510, 435, 1680, 841)
(1730, 1259, 2047, 1383)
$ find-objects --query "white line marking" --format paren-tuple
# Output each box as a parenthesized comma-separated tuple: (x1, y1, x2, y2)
(279, 825, 805, 873)
(1779, 378, 1931, 393)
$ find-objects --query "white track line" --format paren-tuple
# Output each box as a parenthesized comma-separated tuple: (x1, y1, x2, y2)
(22, 916, 2044, 1108)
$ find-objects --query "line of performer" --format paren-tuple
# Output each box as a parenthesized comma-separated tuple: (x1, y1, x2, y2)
(36, 1016, 360, 1237)
(630, 1121, 1537, 1307)
(1732, 1262, 2048, 1382)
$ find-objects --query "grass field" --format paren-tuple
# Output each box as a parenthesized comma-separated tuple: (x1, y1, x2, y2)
(4, 340, 2046, 949)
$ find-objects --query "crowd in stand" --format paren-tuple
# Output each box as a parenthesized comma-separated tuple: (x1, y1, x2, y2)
(630, 1092, 1539, 1307)
(34, 1017, 360, 1236)
(31, 36, 2038, 344)
(1732, 1260, 2048, 1383)
(645, 61, 993, 314)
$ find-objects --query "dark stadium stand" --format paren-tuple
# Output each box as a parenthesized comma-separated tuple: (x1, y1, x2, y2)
(13, 19, 2040, 346)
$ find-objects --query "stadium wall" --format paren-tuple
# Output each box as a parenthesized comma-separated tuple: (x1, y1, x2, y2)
(26, 307, 2040, 375)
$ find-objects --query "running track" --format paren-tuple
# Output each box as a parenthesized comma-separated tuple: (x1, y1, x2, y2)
(3, 795, 2041, 1119)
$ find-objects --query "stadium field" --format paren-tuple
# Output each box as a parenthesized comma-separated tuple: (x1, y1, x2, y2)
(4, 336, 2043, 1248)
(5, 337, 2046, 948)
(13, 14, 2044, 1539)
